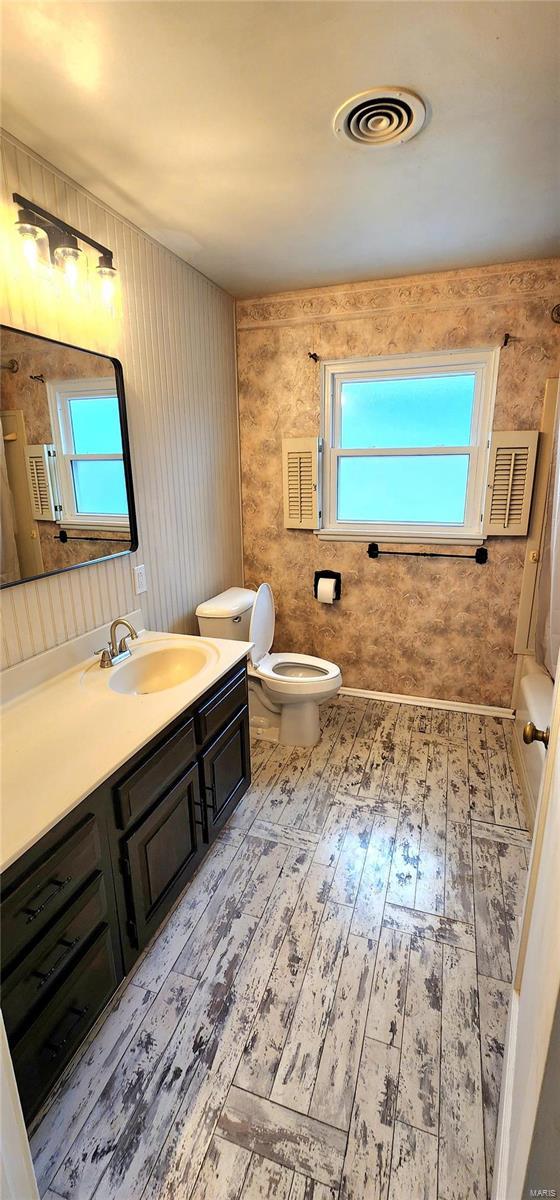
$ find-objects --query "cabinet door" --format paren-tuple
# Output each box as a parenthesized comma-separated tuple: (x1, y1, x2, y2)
(199, 705, 251, 839)
(122, 762, 203, 950)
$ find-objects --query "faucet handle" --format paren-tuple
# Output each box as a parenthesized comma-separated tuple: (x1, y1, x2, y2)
(94, 647, 113, 669)
(117, 635, 135, 654)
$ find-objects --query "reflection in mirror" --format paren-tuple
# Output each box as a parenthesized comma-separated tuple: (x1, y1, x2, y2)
(0, 326, 137, 587)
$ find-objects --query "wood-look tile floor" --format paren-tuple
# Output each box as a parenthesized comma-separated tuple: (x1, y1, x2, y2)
(30, 696, 531, 1200)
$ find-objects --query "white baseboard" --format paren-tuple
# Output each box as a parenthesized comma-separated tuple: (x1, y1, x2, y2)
(339, 685, 514, 720)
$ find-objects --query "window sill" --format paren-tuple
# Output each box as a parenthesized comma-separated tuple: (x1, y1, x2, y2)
(58, 520, 129, 533)
(316, 528, 485, 546)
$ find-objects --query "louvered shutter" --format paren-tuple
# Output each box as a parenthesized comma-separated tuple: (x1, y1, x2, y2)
(282, 437, 321, 529)
(26, 445, 60, 521)
(483, 431, 538, 536)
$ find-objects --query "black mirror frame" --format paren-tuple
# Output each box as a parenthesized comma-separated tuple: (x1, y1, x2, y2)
(0, 324, 139, 590)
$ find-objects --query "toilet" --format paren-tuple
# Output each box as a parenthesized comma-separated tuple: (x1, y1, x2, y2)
(195, 584, 341, 747)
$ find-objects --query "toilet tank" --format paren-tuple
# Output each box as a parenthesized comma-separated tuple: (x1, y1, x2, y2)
(195, 587, 256, 641)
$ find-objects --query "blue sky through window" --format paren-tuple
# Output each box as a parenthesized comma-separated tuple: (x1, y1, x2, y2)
(340, 373, 475, 448)
(337, 373, 474, 524)
(66, 393, 127, 517)
(69, 395, 122, 454)
(338, 455, 469, 524)
(71, 459, 128, 516)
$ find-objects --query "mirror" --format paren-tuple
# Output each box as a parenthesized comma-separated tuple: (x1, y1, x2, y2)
(0, 325, 137, 588)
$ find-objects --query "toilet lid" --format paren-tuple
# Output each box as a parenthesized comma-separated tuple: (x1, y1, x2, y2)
(249, 583, 275, 666)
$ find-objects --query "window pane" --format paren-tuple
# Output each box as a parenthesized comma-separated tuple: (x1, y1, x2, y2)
(71, 459, 128, 516)
(69, 395, 123, 454)
(339, 374, 475, 448)
(337, 455, 469, 524)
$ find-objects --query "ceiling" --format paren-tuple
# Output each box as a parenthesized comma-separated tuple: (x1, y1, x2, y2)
(1, 1, 559, 297)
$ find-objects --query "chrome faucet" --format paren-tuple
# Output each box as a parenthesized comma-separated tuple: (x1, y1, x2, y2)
(97, 617, 138, 668)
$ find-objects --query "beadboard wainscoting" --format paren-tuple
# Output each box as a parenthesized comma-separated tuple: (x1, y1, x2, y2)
(236, 260, 560, 708)
(0, 132, 242, 668)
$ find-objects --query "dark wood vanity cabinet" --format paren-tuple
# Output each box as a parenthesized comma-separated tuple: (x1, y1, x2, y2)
(121, 761, 204, 949)
(200, 707, 251, 839)
(1, 802, 122, 1125)
(1, 659, 251, 1124)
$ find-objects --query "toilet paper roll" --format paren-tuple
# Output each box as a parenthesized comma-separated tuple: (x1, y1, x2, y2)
(317, 576, 336, 604)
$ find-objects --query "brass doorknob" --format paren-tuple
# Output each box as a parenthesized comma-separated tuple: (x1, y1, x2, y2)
(523, 721, 550, 749)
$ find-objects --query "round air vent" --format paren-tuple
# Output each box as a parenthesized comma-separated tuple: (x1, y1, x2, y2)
(333, 87, 426, 146)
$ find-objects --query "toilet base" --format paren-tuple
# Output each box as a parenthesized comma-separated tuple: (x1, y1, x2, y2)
(280, 700, 320, 747)
(248, 681, 321, 747)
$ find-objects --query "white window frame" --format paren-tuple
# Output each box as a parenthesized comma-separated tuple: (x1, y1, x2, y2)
(319, 348, 500, 544)
(46, 377, 129, 530)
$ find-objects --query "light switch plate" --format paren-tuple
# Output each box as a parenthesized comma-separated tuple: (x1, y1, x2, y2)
(133, 563, 148, 594)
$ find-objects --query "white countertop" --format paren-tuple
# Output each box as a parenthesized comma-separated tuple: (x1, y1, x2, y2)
(0, 630, 252, 873)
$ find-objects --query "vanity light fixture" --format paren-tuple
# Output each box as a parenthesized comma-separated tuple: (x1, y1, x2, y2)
(15, 207, 50, 268)
(12, 192, 118, 305)
(53, 234, 85, 286)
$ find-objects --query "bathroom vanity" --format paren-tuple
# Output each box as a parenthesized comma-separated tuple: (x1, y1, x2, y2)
(0, 629, 252, 1124)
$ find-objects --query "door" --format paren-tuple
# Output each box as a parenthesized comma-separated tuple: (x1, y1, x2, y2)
(0, 410, 44, 578)
(199, 706, 251, 839)
(122, 762, 202, 950)
(493, 656, 560, 1198)
(1, 1014, 40, 1200)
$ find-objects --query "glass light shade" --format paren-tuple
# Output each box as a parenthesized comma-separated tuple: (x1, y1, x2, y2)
(97, 262, 117, 308)
(95, 257, 121, 318)
(53, 242, 86, 287)
(16, 219, 50, 269)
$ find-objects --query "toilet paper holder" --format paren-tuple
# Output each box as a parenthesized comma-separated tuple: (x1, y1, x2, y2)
(313, 570, 341, 601)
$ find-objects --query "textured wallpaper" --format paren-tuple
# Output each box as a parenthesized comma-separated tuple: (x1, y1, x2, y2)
(237, 259, 560, 708)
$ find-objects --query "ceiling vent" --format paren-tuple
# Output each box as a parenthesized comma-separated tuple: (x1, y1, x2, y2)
(333, 87, 426, 146)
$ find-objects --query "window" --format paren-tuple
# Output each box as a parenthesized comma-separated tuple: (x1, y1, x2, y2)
(47, 378, 129, 528)
(321, 349, 499, 542)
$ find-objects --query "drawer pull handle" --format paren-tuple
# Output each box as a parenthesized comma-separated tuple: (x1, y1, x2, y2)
(45, 1005, 89, 1059)
(23, 876, 72, 923)
(32, 937, 80, 989)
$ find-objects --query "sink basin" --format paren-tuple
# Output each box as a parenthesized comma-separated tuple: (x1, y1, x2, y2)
(109, 643, 217, 695)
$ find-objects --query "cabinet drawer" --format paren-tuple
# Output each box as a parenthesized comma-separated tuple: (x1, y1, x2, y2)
(11, 925, 118, 1125)
(122, 762, 202, 950)
(1, 816, 101, 972)
(194, 665, 247, 746)
(2, 873, 108, 1041)
(200, 705, 251, 838)
(114, 717, 196, 830)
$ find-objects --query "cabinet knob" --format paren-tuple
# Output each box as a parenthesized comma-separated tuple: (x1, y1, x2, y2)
(523, 721, 549, 749)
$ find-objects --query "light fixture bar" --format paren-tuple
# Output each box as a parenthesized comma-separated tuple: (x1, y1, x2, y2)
(12, 192, 114, 265)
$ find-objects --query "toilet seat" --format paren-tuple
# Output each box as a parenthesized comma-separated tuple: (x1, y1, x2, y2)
(251, 651, 341, 698)
(248, 585, 341, 698)
(249, 583, 275, 667)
